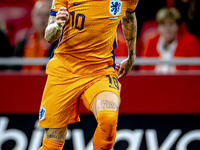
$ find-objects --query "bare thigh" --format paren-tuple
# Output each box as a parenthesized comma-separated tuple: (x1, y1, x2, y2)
(91, 91, 120, 118)
(44, 125, 68, 143)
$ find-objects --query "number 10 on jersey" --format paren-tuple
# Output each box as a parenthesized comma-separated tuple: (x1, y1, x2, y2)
(70, 12, 85, 30)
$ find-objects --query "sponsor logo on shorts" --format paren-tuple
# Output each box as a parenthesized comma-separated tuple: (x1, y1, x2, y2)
(39, 107, 46, 121)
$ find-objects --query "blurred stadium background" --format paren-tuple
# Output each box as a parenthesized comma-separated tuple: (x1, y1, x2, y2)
(0, 0, 200, 150)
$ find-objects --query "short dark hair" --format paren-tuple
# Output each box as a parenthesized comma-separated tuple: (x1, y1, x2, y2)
(156, 7, 182, 26)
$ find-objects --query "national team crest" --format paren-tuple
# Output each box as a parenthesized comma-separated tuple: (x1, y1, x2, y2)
(109, 0, 122, 17)
(39, 107, 46, 121)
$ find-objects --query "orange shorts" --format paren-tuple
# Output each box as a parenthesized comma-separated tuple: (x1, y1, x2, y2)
(38, 73, 121, 128)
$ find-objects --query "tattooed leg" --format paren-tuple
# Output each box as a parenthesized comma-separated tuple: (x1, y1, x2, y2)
(44, 125, 68, 143)
(97, 100, 119, 112)
(91, 92, 120, 150)
(91, 91, 120, 118)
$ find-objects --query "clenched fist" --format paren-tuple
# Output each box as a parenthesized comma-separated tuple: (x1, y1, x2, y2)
(56, 7, 69, 27)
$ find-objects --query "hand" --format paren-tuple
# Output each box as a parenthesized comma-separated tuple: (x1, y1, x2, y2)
(116, 58, 135, 79)
(56, 7, 69, 27)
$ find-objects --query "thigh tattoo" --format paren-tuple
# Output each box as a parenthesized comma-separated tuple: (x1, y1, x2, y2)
(97, 100, 119, 112)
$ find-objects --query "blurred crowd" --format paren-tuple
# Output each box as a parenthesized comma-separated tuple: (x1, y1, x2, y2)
(0, 0, 200, 73)
(0, 0, 57, 71)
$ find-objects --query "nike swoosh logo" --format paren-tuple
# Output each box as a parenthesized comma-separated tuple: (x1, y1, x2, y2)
(73, 3, 85, 6)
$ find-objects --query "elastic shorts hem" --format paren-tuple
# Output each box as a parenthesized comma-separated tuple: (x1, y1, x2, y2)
(38, 118, 80, 129)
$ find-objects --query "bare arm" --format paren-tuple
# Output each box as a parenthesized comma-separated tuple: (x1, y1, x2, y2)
(45, 16, 62, 43)
(122, 11, 137, 63)
(45, 7, 69, 43)
(117, 11, 137, 78)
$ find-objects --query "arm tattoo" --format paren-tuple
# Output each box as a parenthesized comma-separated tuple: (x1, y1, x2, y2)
(45, 16, 62, 43)
(121, 12, 137, 62)
(97, 100, 119, 112)
(49, 19, 55, 24)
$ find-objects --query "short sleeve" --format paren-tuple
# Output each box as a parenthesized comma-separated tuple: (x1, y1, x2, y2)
(50, 0, 68, 16)
(127, 0, 139, 13)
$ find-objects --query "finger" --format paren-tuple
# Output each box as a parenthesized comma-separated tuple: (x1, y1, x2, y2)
(57, 20, 67, 23)
(56, 15, 68, 20)
(66, 12, 69, 21)
(119, 68, 127, 79)
(116, 64, 120, 68)
(116, 64, 120, 67)
(57, 16, 68, 22)
(59, 7, 67, 11)
(115, 64, 120, 70)
(56, 12, 69, 21)
(117, 67, 123, 77)
(61, 12, 69, 21)
(57, 13, 68, 17)
(118, 70, 125, 79)
(57, 15, 68, 20)
(56, 16, 68, 24)
(56, 20, 66, 26)
(118, 64, 127, 78)
(118, 75, 122, 79)
(117, 66, 120, 74)
(57, 20, 67, 25)
(57, 11, 68, 15)
(56, 12, 68, 18)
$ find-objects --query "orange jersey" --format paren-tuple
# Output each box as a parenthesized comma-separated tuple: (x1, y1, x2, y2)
(47, 0, 138, 76)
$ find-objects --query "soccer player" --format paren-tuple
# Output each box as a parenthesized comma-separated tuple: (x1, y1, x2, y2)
(38, 0, 138, 149)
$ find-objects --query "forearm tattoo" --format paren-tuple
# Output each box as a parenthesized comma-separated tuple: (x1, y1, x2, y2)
(49, 19, 55, 24)
(45, 16, 62, 43)
(97, 100, 119, 112)
(121, 12, 137, 61)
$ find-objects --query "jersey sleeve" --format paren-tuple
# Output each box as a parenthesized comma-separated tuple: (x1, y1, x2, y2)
(50, 0, 68, 16)
(127, 0, 139, 13)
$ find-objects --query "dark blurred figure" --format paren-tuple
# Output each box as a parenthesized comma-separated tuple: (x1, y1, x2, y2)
(0, 15, 13, 70)
(14, 0, 57, 71)
(140, 7, 200, 74)
(135, 0, 167, 36)
(174, 0, 200, 39)
(112, 0, 174, 57)
(115, 0, 168, 70)
(0, 15, 13, 57)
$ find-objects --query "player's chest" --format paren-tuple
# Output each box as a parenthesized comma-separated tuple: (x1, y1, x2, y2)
(68, 0, 130, 18)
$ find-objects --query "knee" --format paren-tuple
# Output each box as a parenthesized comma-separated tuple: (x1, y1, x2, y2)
(39, 137, 65, 150)
(97, 110, 118, 135)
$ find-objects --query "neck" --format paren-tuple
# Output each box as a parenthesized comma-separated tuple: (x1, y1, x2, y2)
(164, 36, 177, 49)
(164, 41, 172, 49)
